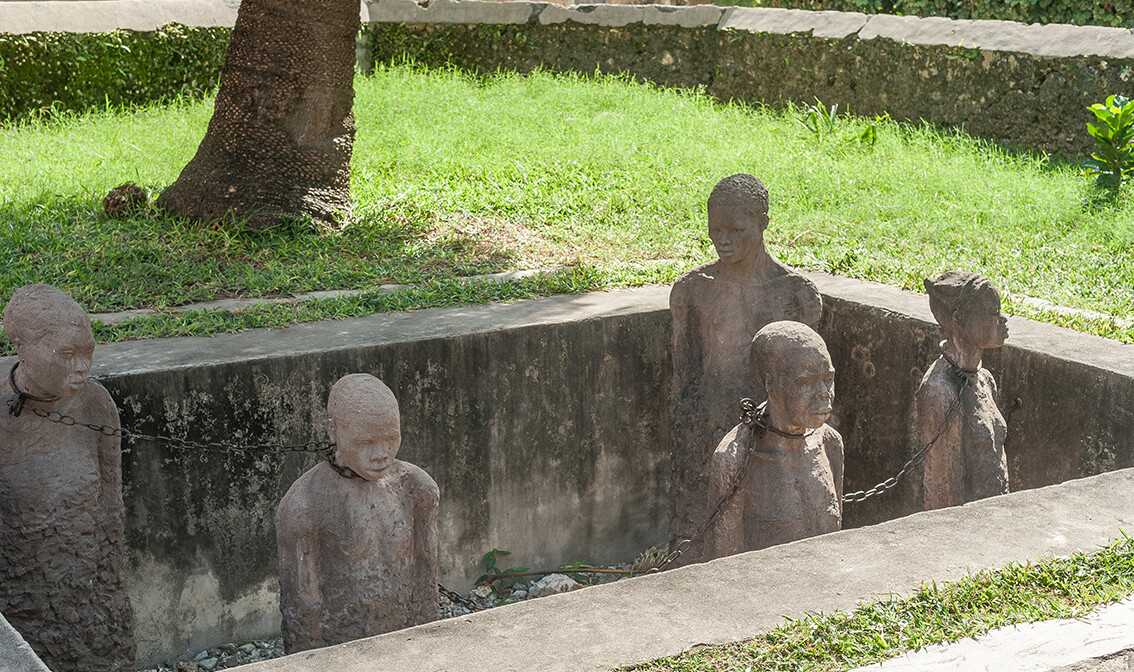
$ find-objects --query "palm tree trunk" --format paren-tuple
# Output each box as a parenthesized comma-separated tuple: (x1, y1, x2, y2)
(156, 0, 358, 228)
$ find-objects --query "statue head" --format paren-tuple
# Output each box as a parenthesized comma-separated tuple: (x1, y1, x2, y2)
(924, 271, 1008, 351)
(706, 174, 770, 267)
(751, 321, 834, 432)
(327, 374, 401, 481)
(3, 284, 95, 400)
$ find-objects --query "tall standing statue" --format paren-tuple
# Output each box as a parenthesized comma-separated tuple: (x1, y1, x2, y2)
(669, 174, 823, 566)
(0, 284, 136, 671)
(277, 373, 440, 654)
(916, 271, 1010, 509)
(706, 322, 843, 561)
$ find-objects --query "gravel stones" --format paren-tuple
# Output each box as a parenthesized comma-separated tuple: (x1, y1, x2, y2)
(527, 573, 581, 599)
(138, 638, 285, 672)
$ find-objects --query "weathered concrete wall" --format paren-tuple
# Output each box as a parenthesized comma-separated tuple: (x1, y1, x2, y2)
(815, 272, 1134, 528)
(363, 0, 1134, 156)
(3, 273, 1133, 664)
(61, 288, 671, 665)
(241, 467, 1134, 672)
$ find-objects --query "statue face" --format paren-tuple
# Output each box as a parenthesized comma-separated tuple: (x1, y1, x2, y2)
(957, 287, 1008, 350)
(707, 202, 766, 266)
(17, 324, 95, 400)
(331, 410, 401, 481)
(768, 348, 835, 431)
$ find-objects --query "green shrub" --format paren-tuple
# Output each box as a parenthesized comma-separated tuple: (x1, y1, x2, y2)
(1083, 94, 1134, 191)
(0, 24, 230, 122)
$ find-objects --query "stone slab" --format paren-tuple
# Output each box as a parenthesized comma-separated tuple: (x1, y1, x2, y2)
(720, 7, 868, 40)
(0, 0, 238, 34)
(538, 3, 643, 27)
(859, 13, 1134, 57)
(0, 613, 50, 672)
(241, 468, 1134, 672)
(641, 4, 723, 29)
(848, 598, 1134, 672)
(364, 0, 535, 26)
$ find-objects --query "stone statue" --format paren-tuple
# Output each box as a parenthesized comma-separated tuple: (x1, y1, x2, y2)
(706, 321, 843, 561)
(669, 174, 823, 566)
(276, 373, 440, 654)
(0, 284, 136, 671)
(916, 271, 1010, 510)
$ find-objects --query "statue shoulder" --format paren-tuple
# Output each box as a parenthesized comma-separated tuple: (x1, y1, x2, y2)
(396, 460, 440, 502)
(817, 423, 843, 448)
(712, 424, 749, 463)
(278, 464, 332, 519)
(79, 380, 119, 421)
(915, 359, 958, 408)
(786, 272, 822, 326)
(671, 261, 720, 307)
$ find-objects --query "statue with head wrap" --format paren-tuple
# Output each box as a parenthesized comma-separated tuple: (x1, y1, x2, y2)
(0, 284, 136, 671)
(669, 174, 823, 566)
(706, 321, 843, 561)
(276, 373, 440, 654)
(916, 271, 1010, 510)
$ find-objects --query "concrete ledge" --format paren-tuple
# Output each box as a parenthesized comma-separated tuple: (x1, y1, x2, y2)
(0, 613, 50, 672)
(241, 468, 1134, 672)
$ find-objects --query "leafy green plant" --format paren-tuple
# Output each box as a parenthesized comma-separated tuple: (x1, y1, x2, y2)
(799, 98, 840, 141)
(474, 548, 529, 595)
(856, 121, 879, 147)
(1083, 94, 1134, 191)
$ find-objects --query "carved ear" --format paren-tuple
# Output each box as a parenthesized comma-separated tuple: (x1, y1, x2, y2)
(764, 371, 775, 397)
(326, 417, 336, 444)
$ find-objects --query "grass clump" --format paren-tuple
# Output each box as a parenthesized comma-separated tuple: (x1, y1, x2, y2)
(629, 535, 1134, 671)
(2, 64, 1133, 346)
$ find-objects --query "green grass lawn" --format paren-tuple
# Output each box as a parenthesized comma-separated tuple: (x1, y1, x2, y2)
(2, 64, 1132, 349)
(627, 535, 1134, 672)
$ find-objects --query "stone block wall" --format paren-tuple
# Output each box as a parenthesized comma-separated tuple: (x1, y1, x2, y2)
(364, 0, 1134, 156)
(3, 0, 1132, 153)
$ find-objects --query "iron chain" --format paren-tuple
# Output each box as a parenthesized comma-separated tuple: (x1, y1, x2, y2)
(841, 368, 970, 503)
(651, 401, 772, 572)
(7, 398, 333, 456)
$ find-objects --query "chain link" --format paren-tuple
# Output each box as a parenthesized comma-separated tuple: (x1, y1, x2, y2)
(650, 401, 774, 572)
(841, 369, 970, 503)
(657, 368, 975, 569)
(438, 583, 480, 612)
(7, 397, 333, 456)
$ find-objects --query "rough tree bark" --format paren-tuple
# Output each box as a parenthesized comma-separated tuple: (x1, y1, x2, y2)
(155, 0, 359, 228)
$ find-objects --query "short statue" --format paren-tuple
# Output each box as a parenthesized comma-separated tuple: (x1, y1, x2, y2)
(277, 373, 440, 653)
(669, 174, 823, 565)
(0, 284, 136, 671)
(916, 271, 1010, 510)
(707, 321, 843, 561)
